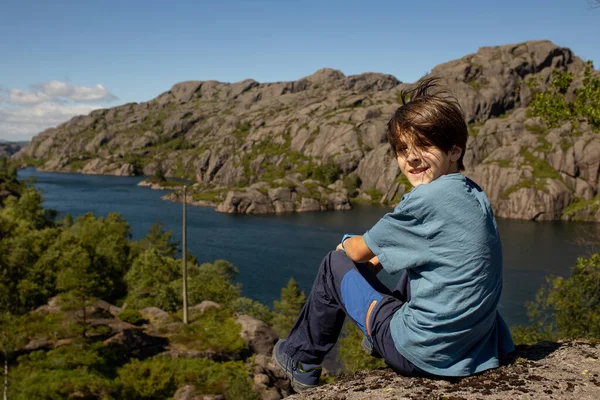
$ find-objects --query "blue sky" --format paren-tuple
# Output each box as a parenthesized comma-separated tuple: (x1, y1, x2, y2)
(1, 0, 599, 141)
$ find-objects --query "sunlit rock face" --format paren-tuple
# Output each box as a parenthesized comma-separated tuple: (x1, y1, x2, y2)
(14, 40, 600, 220)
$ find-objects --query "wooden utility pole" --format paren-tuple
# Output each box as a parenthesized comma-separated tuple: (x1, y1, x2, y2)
(182, 185, 189, 324)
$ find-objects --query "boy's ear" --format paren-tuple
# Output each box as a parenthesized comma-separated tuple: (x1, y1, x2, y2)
(450, 146, 462, 162)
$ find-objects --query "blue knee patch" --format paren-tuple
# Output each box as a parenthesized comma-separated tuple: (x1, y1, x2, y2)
(340, 269, 383, 336)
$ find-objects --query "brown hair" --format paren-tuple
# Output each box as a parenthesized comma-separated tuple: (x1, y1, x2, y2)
(387, 77, 468, 170)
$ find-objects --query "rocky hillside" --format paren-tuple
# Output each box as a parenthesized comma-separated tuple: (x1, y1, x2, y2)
(13, 40, 600, 220)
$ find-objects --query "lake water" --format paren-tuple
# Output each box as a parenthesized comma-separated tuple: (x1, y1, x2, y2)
(17, 168, 600, 327)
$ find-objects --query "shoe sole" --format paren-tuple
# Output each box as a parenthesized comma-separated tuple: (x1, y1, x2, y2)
(272, 347, 318, 393)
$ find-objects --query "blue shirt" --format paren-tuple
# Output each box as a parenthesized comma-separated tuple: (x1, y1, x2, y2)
(363, 173, 514, 376)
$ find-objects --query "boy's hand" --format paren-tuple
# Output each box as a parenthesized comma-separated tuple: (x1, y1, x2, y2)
(366, 256, 383, 274)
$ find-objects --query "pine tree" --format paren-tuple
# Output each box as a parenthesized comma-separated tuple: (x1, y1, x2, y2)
(272, 278, 306, 337)
(139, 221, 179, 258)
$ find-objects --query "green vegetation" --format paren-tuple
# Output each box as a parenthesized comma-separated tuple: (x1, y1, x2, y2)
(118, 308, 145, 325)
(511, 253, 600, 344)
(338, 323, 386, 373)
(467, 121, 483, 137)
(562, 195, 600, 220)
(271, 278, 306, 337)
(363, 188, 383, 204)
(170, 308, 245, 354)
(118, 357, 257, 400)
(343, 174, 362, 198)
(191, 187, 228, 203)
(501, 147, 562, 199)
(0, 170, 273, 398)
(527, 62, 600, 130)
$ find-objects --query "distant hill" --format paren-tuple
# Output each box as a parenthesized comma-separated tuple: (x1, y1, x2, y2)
(0, 141, 27, 157)
(13, 40, 600, 221)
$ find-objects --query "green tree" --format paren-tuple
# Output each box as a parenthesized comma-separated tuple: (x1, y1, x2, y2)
(8, 341, 117, 400)
(125, 248, 181, 311)
(182, 260, 242, 307)
(54, 243, 110, 336)
(0, 313, 26, 400)
(138, 221, 179, 258)
(512, 253, 600, 344)
(0, 157, 23, 200)
(272, 278, 306, 337)
(34, 212, 134, 307)
(0, 189, 59, 315)
(232, 297, 273, 324)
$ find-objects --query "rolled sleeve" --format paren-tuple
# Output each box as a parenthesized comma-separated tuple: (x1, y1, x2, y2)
(363, 208, 430, 275)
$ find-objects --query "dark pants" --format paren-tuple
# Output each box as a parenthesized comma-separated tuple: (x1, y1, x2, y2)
(282, 251, 427, 376)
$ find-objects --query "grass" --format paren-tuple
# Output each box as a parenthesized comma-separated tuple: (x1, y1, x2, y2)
(191, 188, 227, 203)
(169, 308, 245, 354)
(534, 136, 553, 153)
(519, 147, 561, 181)
(395, 174, 412, 191)
(468, 81, 482, 91)
(363, 188, 383, 203)
(562, 195, 600, 219)
(525, 123, 548, 136)
(468, 121, 484, 137)
(500, 148, 563, 200)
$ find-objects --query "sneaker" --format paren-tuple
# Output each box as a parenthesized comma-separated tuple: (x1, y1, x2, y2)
(362, 335, 382, 358)
(272, 339, 321, 393)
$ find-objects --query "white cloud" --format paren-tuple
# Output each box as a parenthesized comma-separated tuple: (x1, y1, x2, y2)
(0, 80, 119, 141)
(9, 89, 49, 104)
(36, 81, 118, 102)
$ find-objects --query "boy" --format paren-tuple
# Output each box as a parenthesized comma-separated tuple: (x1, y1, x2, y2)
(273, 77, 514, 393)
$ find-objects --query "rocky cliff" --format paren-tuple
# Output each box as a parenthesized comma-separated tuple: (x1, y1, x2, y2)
(13, 40, 600, 220)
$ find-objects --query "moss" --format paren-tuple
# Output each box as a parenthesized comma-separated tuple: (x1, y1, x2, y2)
(468, 80, 482, 91)
(363, 188, 383, 203)
(520, 147, 561, 181)
(525, 124, 548, 136)
(534, 136, 553, 153)
(468, 121, 484, 137)
(395, 174, 412, 191)
(562, 195, 600, 218)
(492, 159, 512, 168)
(501, 179, 535, 199)
(255, 186, 269, 196)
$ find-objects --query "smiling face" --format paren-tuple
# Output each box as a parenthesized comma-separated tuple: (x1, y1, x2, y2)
(396, 143, 462, 187)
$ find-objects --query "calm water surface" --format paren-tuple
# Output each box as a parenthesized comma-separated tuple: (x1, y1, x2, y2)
(18, 168, 600, 327)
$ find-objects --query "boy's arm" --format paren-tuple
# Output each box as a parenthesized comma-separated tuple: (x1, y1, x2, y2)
(336, 235, 375, 262)
(336, 236, 382, 274)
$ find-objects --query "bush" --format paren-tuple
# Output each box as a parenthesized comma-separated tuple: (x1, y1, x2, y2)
(170, 308, 245, 354)
(118, 356, 258, 400)
(527, 62, 600, 130)
(118, 308, 145, 325)
(343, 174, 362, 198)
(9, 341, 117, 399)
(118, 357, 176, 399)
(511, 253, 600, 344)
(233, 297, 273, 324)
(181, 260, 242, 308)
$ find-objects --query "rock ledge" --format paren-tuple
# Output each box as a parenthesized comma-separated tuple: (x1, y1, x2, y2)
(289, 341, 600, 400)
